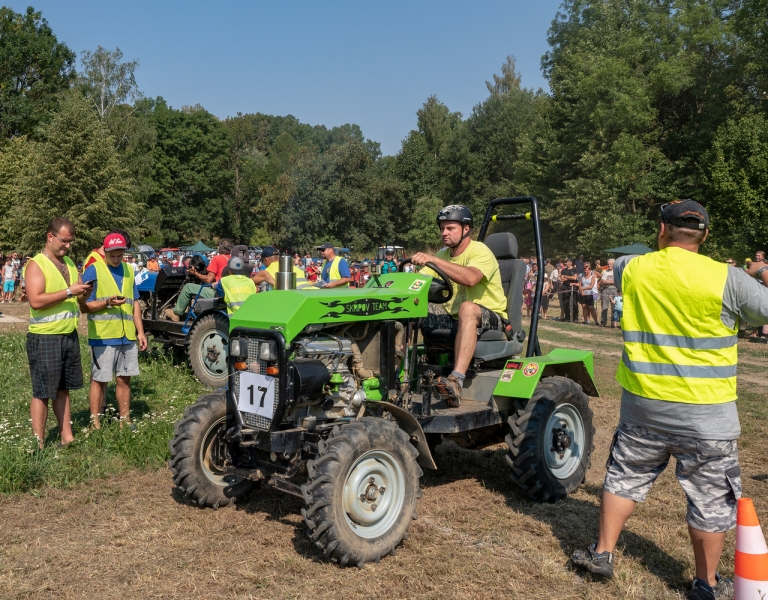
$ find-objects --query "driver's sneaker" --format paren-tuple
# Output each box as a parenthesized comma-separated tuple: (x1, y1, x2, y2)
(435, 375, 462, 408)
(571, 543, 614, 578)
(164, 308, 181, 322)
(688, 575, 734, 600)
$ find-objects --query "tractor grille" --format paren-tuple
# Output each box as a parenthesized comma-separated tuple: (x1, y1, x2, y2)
(234, 338, 279, 430)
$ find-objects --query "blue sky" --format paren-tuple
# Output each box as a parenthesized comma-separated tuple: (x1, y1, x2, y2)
(8, 1, 563, 155)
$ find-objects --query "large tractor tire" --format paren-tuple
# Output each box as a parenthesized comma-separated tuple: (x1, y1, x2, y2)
(505, 376, 594, 503)
(301, 418, 423, 567)
(168, 393, 256, 508)
(188, 314, 229, 389)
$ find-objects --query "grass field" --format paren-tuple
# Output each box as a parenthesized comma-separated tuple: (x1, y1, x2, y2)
(0, 303, 767, 599)
(0, 302, 204, 495)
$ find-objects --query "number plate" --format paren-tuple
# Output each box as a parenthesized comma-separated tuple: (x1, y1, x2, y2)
(237, 371, 276, 419)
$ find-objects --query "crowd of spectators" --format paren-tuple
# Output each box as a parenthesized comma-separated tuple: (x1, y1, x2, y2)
(2, 244, 766, 340)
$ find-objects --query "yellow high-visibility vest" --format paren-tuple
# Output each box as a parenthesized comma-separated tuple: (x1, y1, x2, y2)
(325, 256, 349, 288)
(85, 249, 104, 267)
(87, 260, 136, 341)
(265, 262, 315, 290)
(220, 274, 256, 314)
(28, 254, 80, 335)
(616, 246, 738, 404)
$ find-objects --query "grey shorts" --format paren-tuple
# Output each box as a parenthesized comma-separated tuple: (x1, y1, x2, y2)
(422, 303, 505, 338)
(91, 343, 140, 382)
(604, 423, 742, 533)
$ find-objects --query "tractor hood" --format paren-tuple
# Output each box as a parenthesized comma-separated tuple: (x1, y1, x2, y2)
(229, 272, 432, 342)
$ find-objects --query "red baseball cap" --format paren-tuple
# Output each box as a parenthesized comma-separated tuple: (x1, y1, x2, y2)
(103, 232, 128, 251)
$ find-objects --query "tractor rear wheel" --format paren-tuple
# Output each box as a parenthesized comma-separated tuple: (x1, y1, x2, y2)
(301, 418, 422, 567)
(505, 376, 594, 503)
(188, 314, 229, 388)
(168, 393, 256, 508)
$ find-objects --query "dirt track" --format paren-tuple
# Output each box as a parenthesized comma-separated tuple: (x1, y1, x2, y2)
(1, 307, 767, 599)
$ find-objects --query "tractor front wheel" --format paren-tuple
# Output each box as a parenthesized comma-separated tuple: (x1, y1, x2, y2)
(505, 376, 594, 503)
(301, 418, 422, 567)
(168, 393, 256, 508)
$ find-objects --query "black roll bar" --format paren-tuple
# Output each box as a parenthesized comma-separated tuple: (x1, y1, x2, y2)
(477, 197, 543, 358)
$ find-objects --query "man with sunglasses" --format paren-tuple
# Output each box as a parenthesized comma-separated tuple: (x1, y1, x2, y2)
(571, 200, 768, 600)
(25, 217, 93, 448)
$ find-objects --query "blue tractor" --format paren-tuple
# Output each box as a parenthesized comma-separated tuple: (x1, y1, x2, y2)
(137, 264, 229, 388)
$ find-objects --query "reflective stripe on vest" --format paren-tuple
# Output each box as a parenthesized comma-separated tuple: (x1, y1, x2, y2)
(87, 260, 136, 341)
(220, 275, 256, 314)
(615, 246, 738, 404)
(327, 256, 349, 287)
(28, 254, 80, 335)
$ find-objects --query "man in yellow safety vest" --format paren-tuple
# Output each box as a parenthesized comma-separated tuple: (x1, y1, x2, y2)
(315, 242, 352, 288)
(217, 256, 256, 313)
(83, 232, 148, 428)
(25, 217, 94, 447)
(571, 200, 768, 600)
(251, 246, 316, 290)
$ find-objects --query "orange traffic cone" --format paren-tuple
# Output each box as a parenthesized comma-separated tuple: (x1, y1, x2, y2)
(735, 498, 768, 599)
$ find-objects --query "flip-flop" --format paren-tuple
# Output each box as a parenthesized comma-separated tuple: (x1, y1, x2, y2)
(434, 376, 462, 408)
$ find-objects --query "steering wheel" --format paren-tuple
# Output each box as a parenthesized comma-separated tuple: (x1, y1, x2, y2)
(398, 258, 454, 304)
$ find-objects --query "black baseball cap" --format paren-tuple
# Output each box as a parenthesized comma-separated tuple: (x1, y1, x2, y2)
(316, 242, 334, 250)
(661, 199, 709, 230)
(261, 246, 279, 258)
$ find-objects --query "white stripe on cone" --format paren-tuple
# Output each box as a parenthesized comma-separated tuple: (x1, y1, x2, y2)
(737, 525, 768, 555)
(734, 575, 768, 599)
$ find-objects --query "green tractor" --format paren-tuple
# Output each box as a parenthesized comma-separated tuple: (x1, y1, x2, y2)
(168, 197, 597, 567)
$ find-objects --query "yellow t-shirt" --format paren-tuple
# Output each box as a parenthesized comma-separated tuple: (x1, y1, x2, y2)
(420, 241, 507, 318)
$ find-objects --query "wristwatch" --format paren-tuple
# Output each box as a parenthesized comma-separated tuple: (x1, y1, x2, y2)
(756, 266, 768, 280)
(65, 287, 73, 298)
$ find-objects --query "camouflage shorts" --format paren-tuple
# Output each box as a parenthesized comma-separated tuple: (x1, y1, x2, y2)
(422, 303, 505, 338)
(603, 423, 742, 533)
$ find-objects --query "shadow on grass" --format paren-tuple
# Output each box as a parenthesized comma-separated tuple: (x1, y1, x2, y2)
(423, 441, 690, 590)
(164, 436, 686, 587)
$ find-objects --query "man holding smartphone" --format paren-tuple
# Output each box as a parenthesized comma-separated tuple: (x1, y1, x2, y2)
(25, 217, 93, 447)
(83, 232, 147, 428)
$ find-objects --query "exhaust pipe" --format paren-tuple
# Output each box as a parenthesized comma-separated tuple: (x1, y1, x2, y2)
(275, 254, 296, 290)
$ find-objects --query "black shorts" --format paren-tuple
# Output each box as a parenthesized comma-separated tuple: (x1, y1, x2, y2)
(27, 331, 83, 400)
(421, 303, 505, 339)
(580, 294, 595, 307)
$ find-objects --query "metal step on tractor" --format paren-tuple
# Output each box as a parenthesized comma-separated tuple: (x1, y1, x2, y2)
(168, 197, 598, 567)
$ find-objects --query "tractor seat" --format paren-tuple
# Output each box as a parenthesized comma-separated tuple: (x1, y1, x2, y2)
(421, 231, 526, 361)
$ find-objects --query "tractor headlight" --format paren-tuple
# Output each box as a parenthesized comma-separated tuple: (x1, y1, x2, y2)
(259, 341, 278, 361)
(229, 338, 244, 357)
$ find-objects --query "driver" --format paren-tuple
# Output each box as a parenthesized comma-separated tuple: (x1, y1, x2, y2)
(412, 205, 507, 407)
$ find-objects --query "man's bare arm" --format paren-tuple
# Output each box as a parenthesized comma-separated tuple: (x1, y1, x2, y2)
(411, 252, 483, 287)
(26, 261, 91, 310)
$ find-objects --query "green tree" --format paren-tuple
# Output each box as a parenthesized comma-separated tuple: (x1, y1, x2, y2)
(78, 46, 142, 121)
(0, 92, 136, 256)
(145, 99, 231, 245)
(0, 7, 76, 140)
(703, 112, 768, 257)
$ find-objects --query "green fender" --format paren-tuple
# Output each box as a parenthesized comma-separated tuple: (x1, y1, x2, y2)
(492, 348, 599, 401)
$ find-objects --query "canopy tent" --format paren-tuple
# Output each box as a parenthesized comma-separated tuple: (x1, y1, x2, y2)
(183, 240, 215, 253)
(604, 243, 654, 255)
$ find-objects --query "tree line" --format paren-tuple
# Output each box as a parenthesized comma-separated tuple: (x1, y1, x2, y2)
(1, 2, 766, 260)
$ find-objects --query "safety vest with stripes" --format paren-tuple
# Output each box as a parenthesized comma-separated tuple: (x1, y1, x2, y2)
(219, 275, 256, 314)
(87, 260, 136, 341)
(325, 256, 349, 288)
(28, 254, 80, 335)
(616, 246, 738, 404)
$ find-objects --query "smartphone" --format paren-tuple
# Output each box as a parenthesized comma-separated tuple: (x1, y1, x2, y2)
(114, 295, 125, 300)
